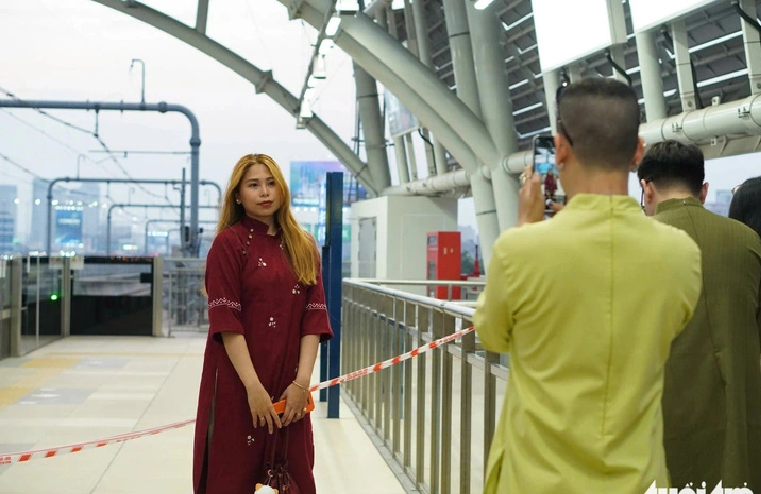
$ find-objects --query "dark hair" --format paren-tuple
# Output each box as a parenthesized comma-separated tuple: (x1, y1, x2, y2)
(557, 77, 641, 170)
(636, 141, 705, 197)
(729, 176, 761, 239)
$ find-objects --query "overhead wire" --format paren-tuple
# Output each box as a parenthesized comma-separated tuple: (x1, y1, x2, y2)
(0, 109, 113, 176)
(0, 151, 105, 203)
(0, 151, 43, 179)
(0, 85, 178, 213)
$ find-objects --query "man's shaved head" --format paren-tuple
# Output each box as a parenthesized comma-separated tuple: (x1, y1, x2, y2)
(558, 77, 642, 171)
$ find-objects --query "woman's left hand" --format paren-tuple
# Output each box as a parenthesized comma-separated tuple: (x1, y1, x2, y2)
(279, 381, 309, 427)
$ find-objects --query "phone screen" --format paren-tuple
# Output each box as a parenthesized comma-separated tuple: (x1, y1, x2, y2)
(532, 135, 565, 214)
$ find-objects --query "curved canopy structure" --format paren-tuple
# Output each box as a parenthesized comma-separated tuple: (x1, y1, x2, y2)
(91, 0, 379, 196)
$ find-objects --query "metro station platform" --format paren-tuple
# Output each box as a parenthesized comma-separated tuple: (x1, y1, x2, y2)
(0, 334, 406, 494)
(0, 248, 496, 494)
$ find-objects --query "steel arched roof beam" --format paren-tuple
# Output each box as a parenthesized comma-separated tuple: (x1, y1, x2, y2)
(90, 0, 378, 196)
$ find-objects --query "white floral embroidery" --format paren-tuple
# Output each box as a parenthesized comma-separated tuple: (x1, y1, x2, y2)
(258, 257, 267, 267)
(208, 298, 241, 311)
(305, 303, 327, 310)
(292, 284, 301, 295)
(268, 316, 277, 328)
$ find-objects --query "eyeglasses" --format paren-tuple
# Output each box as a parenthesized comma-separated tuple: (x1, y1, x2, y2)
(555, 81, 574, 146)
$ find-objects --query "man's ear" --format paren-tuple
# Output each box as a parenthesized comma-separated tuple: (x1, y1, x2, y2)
(631, 137, 646, 171)
(555, 133, 570, 168)
(699, 182, 709, 204)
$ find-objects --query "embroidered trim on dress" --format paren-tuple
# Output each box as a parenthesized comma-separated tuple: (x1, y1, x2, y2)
(305, 303, 327, 310)
(208, 298, 242, 311)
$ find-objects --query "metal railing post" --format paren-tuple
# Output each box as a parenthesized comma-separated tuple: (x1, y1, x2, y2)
(382, 294, 393, 446)
(338, 278, 494, 493)
(403, 300, 415, 472)
(391, 296, 404, 459)
(416, 306, 429, 489)
(61, 257, 71, 337)
(483, 350, 500, 473)
(460, 318, 476, 494)
(152, 256, 164, 337)
(9, 258, 22, 358)
(430, 309, 443, 494)
(440, 313, 455, 494)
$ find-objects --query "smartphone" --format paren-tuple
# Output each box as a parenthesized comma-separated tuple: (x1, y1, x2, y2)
(532, 135, 566, 215)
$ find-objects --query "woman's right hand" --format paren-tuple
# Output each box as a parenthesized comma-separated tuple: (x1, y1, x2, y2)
(246, 382, 282, 434)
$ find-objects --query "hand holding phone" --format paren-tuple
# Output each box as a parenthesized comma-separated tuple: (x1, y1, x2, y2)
(532, 135, 566, 216)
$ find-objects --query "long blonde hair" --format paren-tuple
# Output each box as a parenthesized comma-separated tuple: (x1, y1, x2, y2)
(217, 154, 319, 286)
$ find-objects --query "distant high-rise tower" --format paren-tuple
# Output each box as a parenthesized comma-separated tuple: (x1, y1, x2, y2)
(29, 178, 51, 251)
(74, 183, 101, 253)
(0, 185, 18, 254)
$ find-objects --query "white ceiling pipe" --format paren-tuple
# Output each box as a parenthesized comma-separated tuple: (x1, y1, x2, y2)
(640, 95, 761, 145)
(383, 168, 470, 195)
(388, 96, 761, 196)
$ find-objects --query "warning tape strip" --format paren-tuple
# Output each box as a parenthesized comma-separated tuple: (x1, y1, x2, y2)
(307, 326, 474, 392)
(0, 326, 474, 464)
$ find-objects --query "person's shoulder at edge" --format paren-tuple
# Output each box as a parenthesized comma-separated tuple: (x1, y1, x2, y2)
(723, 214, 761, 247)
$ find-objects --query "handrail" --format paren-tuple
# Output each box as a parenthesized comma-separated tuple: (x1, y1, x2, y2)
(343, 279, 476, 320)
(348, 277, 485, 287)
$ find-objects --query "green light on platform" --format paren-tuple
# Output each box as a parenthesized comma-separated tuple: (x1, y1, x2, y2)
(50, 294, 59, 301)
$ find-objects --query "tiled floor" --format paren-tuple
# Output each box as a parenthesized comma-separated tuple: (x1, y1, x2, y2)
(0, 335, 406, 494)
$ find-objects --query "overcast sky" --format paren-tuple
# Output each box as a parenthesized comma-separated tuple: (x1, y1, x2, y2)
(1, 0, 759, 246)
(0, 0, 379, 243)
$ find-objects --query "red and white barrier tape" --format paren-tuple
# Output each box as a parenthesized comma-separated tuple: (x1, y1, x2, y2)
(308, 326, 474, 392)
(1, 326, 474, 464)
(0, 419, 195, 465)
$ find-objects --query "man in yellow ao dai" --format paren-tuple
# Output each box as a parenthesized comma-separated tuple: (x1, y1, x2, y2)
(474, 78, 702, 494)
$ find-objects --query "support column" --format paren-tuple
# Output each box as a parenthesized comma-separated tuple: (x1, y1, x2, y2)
(376, 6, 388, 30)
(403, 0, 419, 57)
(412, 0, 448, 175)
(433, 141, 448, 175)
(636, 29, 668, 121)
(354, 63, 392, 190)
(442, 0, 500, 264)
(405, 0, 441, 177)
(671, 19, 697, 111)
(385, 9, 411, 186)
(405, 133, 420, 180)
(394, 137, 411, 183)
(542, 69, 561, 134)
(608, 44, 628, 83)
(9, 258, 22, 358)
(740, 0, 761, 95)
(466, 1, 520, 231)
(410, 0, 430, 64)
(568, 63, 583, 83)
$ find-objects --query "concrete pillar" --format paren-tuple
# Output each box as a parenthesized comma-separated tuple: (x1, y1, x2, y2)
(740, 0, 761, 95)
(441, 0, 500, 264)
(354, 63, 392, 189)
(542, 69, 561, 134)
(466, 1, 521, 230)
(636, 29, 668, 121)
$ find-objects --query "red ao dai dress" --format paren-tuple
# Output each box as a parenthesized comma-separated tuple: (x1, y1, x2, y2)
(193, 216, 333, 494)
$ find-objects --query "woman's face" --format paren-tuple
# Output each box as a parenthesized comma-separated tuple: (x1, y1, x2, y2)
(236, 164, 281, 223)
